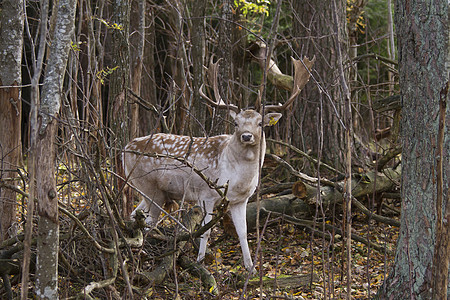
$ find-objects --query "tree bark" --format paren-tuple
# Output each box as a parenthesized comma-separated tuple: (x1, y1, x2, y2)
(432, 81, 449, 300)
(139, 5, 158, 135)
(166, 1, 190, 134)
(124, 0, 146, 218)
(34, 0, 77, 298)
(129, 0, 145, 141)
(0, 0, 24, 243)
(212, 0, 234, 135)
(108, 0, 130, 146)
(108, 0, 131, 218)
(377, 1, 449, 299)
(291, 0, 348, 166)
(188, 0, 207, 136)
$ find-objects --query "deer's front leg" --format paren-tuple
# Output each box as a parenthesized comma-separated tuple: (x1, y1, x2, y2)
(131, 189, 166, 226)
(131, 199, 154, 225)
(197, 201, 215, 263)
(229, 200, 253, 271)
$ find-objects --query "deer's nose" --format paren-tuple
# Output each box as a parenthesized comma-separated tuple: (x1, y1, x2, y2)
(241, 133, 253, 143)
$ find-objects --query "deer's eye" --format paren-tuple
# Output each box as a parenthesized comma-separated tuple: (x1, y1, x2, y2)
(258, 122, 262, 127)
(234, 122, 238, 127)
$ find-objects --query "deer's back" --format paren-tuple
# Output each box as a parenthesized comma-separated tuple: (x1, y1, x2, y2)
(123, 133, 232, 201)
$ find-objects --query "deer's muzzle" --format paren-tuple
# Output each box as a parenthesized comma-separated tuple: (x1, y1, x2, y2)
(241, 133, 255, 144)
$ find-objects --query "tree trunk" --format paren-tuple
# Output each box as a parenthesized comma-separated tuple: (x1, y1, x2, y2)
(129, 0, 145, 141)
(108, 0, 130, 146)
(139, 5, 158, 135)
(213, 0, 233, 135)
(377, 1, 449, 299)
(35, 0, 77, 297)
(231, 2, 249, 110)
(188, 0, 207, 136)
(169, 1, 189, 134)
(0, 0, 23, 243)
(108, 0, 131, 217)
(123, 0, 146, 218)
(291, 0, 348, 167)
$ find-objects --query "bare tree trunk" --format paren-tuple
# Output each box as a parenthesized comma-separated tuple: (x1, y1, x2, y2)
(213, 0, 233, 135)
(130, 0, 145, 141)
(79, 0, 105, 154)
(0, 0, 24, 243)
(167, 0, 190, 134)
(377, 0, 449, 299)
(188, 0, 207, 136)
(331, 1, 353, 298)
(21, 1, 50, 297)
(231, 3, 249, 110)
(108, 0, 131, 217)
(122, 0, 146, 218)
(34, 0, 77, 297)
(432, 82, 449, 300)
(108, 0, 130, 147)
(291, 0, 348, 167)
(139, 5, 158, 135)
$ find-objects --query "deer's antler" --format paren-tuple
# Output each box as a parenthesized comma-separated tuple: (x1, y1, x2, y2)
(199, 56, 240, 113)
(264, 56, 316, 112)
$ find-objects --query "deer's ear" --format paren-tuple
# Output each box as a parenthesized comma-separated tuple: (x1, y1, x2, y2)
(263, 113, 282, 127)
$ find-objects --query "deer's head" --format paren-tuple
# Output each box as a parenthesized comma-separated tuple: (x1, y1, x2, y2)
(229, 110, 281, 147)
(199, 55, 315, 153)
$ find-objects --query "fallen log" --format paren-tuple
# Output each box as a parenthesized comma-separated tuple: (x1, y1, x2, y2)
(246, 195, 313, 231)
(244, 167, 401, 232)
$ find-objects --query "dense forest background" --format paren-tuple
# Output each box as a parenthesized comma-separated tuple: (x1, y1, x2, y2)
(0, 0, 448, 299)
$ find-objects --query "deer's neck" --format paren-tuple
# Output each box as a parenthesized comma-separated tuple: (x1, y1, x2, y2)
(226, 134, 266, 164)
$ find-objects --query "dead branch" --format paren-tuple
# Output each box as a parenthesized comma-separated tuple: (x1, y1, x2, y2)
(351, 196, 400, 227)
(372, 94, 401, 112)
(178, 256, 218, 295)
(137, 206, 204, 290)
(80, 275, 117, 300)
(267, 139, 344, 176)
(265, 153, 338, 187)
(59, 205, 115, 254)
(377, 146, 401, 171)
(247, 41, 315, 95)
(78, 243, 118, 299)
(245, 163, 401, 229)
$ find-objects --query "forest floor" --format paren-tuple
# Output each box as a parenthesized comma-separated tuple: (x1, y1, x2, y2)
(150, 210, 400, 299)
(6, 169, 400, 299)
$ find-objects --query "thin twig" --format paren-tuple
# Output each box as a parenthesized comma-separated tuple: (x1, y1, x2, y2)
(267, 138, 344, 176)
(58, 205, 115, 253)
(265, 208, 387, 254)
(265, 153, 337, 188)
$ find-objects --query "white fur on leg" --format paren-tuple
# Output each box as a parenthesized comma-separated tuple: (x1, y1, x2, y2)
(131, 199, 154, 225)
(197, 201, 215, 262)
(229, 201, 253, 270)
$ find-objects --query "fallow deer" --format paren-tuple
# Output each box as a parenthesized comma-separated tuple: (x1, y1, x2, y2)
(123, 56, 314, 271)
